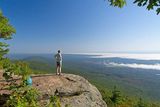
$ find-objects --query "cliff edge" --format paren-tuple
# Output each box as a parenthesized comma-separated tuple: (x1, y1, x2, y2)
(0, 71, 107, 107)
(33, 73, 107, 107)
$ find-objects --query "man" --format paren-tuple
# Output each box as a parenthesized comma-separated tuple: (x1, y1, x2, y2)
(55, 50, 62, 75)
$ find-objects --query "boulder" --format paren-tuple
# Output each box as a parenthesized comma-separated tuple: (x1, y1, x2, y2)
(33, 73, 107, 107)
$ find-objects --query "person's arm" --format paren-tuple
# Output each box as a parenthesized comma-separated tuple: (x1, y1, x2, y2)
(54, 54, 57, 58)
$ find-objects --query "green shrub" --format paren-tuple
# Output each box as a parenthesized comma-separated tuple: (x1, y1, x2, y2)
(110, 86, 124, 105)
(7, 86, 39, 107)
(47, 95, 61, 107)
(134, 98, 148, 107)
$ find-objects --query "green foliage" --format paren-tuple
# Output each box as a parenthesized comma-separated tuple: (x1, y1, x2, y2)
(2, 59, 17, 81)
(133, 0, 160, 14)
(99, 88, 113, 106)
(0, 42, 9, 58)
(100, 86, 125, 107)
(2, 60, 31, 83)
(7, 86, 39, 107)
(0, 9, 16, 79)
(99, 87, 160, 107)
(0, 10, 16, 40)
(47, 95, 61, 107)
(2, 60, 39, 107)
(110, 86, 123, 105)
(107, 0, 126, 8)
(105, 0, 160, 14)
(0, 10, 15, 61)
(2, 59, 43, 107)
(135, 98, 148, 107)
(14, 61, 32, 82)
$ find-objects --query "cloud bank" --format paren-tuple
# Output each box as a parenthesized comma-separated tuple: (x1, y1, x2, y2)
(87, 53, 160, 60)
(105, 62, 160, 70)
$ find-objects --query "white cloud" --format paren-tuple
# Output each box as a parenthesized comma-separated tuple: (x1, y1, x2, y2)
(88, 53, 160, 60)
(105, 62, 160, 70)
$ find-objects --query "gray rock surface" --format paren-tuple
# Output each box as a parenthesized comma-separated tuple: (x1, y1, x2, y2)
(33, 73, 107, 107)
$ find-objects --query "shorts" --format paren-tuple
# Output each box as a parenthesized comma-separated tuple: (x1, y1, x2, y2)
(56, 62, 61, 67)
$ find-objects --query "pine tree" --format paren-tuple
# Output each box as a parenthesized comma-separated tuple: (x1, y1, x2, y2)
(110, 86, 123, 105)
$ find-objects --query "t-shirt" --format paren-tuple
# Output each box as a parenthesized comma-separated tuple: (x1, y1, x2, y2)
(55, 53, 62, 62)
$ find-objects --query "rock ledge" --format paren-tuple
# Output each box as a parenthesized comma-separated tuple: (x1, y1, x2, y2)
(0, 71, 107, 107)
(33, 73, 107, 107)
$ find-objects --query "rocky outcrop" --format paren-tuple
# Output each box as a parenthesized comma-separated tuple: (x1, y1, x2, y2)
(33, 73, 107, 107)
(0, 71, 107, 107)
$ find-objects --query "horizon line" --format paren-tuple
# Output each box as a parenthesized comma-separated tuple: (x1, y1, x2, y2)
(8, 52, 160, 55)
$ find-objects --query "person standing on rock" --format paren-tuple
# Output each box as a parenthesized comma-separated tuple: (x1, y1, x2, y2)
(55, 50, 62, 75)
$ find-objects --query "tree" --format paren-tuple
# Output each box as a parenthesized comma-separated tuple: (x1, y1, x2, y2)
(135, 98, 148, 107)
(0, 11, 16, 39)
(0, 10, 17, 83)
(0, 10, 15, 66)
(107, 0, 160, 14)
(0, 10, 16, 79)
(110, 86, 123, 105)
(0, 10, 15, 54)
(0, 11, 40, 107)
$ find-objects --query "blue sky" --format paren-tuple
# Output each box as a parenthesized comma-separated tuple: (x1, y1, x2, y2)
(0, 0, 160, 54)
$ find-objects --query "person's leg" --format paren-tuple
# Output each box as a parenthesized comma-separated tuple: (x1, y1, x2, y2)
(56, 62, 60, 75)
(56, 63, 60, 75)
(59, 66, 61, 75)
(59, 62, 62, 75)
